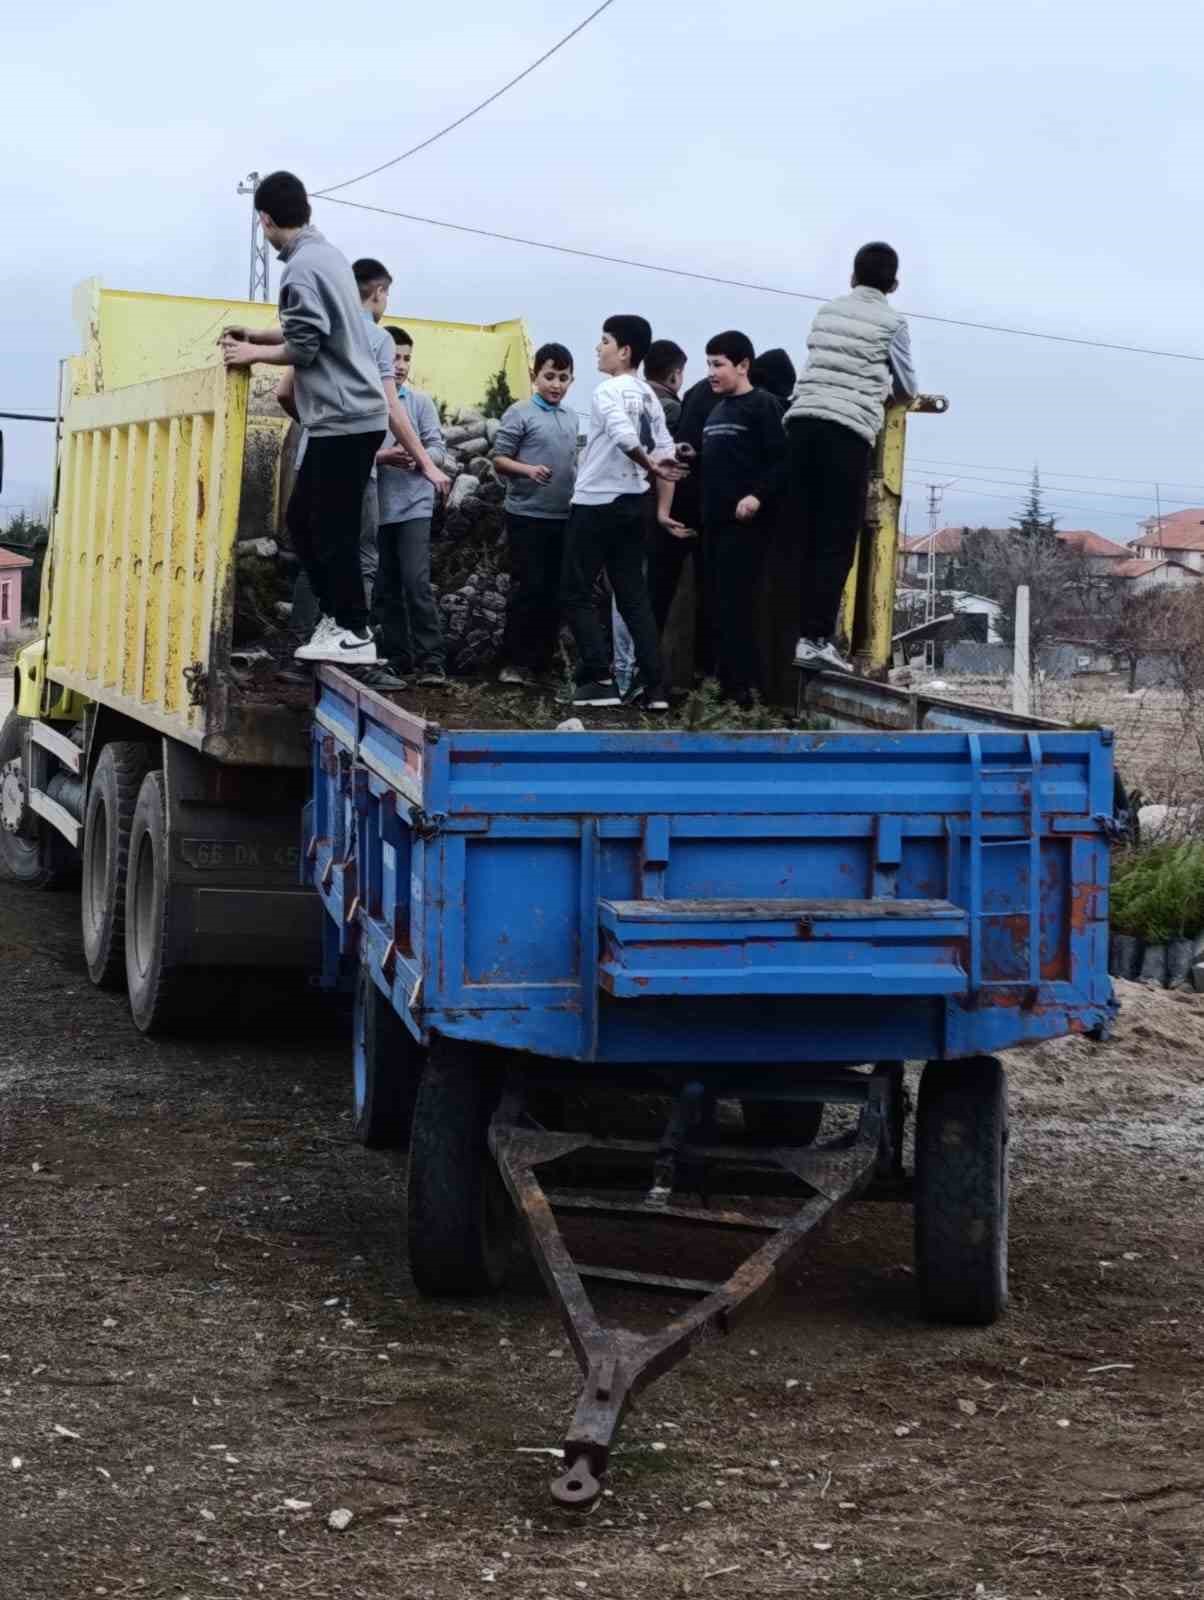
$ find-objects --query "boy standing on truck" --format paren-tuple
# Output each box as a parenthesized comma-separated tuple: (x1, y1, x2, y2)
(220, 172, 446, 666)
(493, 343, 577, 686)
(785, 240, 916, 674)
(375, 327, 450, 689)
(697, 330, 787, 704)
(561, 315, 686, 710)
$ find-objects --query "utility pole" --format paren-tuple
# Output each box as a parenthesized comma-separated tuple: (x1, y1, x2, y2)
(923, 480, 953, 670)
(237, 172, 271, 302)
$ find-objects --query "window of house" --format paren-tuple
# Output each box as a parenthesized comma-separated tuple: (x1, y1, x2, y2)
(0, 582, 10, 623)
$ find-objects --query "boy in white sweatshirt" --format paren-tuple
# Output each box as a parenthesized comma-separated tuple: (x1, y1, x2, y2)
(561, 316, 687, 709)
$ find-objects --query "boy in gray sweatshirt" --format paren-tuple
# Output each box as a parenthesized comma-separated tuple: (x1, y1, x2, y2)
(221, 172, 446, 666)
(492, 343, 577, 684)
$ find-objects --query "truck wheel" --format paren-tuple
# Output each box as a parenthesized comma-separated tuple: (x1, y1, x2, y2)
(352, 961, 422, 1149)
(125, 770, 205, 1035)
(0, 709, 75, 889)
(407, 1042, 513, 1296)
(914, 1056, 1008, 1325)
(81, 742, 151, 990)
(742, 1098, 824, 1147)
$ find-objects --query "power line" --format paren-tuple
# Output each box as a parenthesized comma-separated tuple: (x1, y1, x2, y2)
(314, 0, 618, 197)
(905, 467, 1202, 507)
(908, 454, 1204, 497)
(0, 410, 55, 423)
(317, 193, 1204, 365)
(903, 480, 1145, 523)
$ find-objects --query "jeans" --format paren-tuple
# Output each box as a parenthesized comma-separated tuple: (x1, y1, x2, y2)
(377, 518, 446, 673)
(360, 475, 380, 605)
(611, 593, 637, 693)
(562, 496, 662, 689)
(501, 513, 566, 673)
(286, 430, 385, 633)
(786, 417, 872, 640)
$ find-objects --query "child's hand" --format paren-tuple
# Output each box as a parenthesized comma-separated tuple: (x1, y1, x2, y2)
(221, 338, 257, 369)
(424, 463, 452, 498)
(377, 445, 416, 469)
(525, 463, 553, 484)
(220, 325, 250, 345)
(651, 458, 689, 483)
(659, 515, 697, 541)
(735, 495, 761, 523)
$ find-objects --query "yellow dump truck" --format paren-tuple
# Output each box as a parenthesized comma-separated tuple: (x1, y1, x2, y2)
(0, 280, 532, 1031)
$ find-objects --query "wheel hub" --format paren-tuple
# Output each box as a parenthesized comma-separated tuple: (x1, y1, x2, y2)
(0, 759, 30, 836)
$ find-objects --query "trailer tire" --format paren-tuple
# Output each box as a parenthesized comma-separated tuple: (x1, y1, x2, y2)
(0, 710, 77, 889)
(915, 1056, 1008, 1325)
(125, 771, 206, 1036)
(352, 962, 422, 1149)
(742, 1099, 823, 1147)
(82, 741, 152, 990)
(407, 1043, 513, 1296)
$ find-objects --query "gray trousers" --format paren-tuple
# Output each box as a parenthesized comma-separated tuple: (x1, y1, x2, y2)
(378, 518, 446, 673)
(361, 476, 379, 598)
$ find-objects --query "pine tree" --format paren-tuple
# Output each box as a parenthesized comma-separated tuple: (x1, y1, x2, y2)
(482, 368, 515, 420)
(1012, 467, 1057, 545)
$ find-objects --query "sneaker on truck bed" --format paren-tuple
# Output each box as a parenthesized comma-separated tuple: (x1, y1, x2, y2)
(622, 671, 669, 711)
(414, 667, 448, 687)
(497, 665, 530, 686)
(301, 627, 379, 666)
(572, 678, 622, 708)
(294, 616, 338, 661)
(355, 663, 408, 691)
(793, 636, 854, 674)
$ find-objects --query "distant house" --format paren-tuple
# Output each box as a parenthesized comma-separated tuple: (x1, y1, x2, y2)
(1111, 556, 1203, 592)
(0, 547, 33, 636)
(899, 525, 1138, 586)
(1133, 508, 1204, 572)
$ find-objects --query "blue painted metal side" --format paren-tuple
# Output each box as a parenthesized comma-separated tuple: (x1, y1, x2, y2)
(306, 669, 1115, 1069)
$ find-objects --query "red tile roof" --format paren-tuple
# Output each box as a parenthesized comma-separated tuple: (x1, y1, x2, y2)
(1137, 508, 1204, 551)
(0, 546, 33, 570)
(1056, 529, 1132, 559)
(1113, 556, 1201, 579)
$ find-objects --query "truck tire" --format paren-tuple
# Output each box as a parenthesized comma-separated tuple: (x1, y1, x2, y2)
(914, 1056, 1008, 1325)
(81, 741, 152, 990)
(742, 1098, 824, 1147)
(352, 961, 422, 1149)
(0, 709, 76, 889)
(124, 770, 206, 1035)
(407, 1042, 513, 1296)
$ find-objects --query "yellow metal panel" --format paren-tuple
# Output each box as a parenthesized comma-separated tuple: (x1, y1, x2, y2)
(45, 365, 250, 750)
(79, 282, 532, 412)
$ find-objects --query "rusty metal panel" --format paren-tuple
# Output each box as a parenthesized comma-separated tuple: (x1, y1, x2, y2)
(45, 365, 249, 752)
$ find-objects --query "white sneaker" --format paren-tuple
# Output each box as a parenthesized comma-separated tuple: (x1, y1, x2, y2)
(294, 616, 337, 661)
(794, 636, 854, 674)
(303, 628, 379, 666)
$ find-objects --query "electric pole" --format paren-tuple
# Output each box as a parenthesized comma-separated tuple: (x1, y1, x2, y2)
(237, 172, 271, 302)
(924, 480, 955, 670)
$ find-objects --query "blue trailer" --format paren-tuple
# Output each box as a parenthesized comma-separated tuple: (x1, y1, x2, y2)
(307, 666, 1115, 1508)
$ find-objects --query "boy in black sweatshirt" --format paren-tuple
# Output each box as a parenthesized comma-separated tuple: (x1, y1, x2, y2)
(696, 330, 787, 703)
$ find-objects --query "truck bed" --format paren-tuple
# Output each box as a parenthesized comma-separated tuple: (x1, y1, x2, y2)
(308, 666, 1115, 1068)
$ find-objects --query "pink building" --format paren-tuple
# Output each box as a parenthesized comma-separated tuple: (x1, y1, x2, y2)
(0, 547, 33, 636)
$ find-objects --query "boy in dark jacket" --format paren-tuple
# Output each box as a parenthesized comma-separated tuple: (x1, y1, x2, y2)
(698, 329, 787, 703)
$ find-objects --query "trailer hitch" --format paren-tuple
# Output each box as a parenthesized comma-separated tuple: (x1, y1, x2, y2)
(490, 1073, 893, 1511)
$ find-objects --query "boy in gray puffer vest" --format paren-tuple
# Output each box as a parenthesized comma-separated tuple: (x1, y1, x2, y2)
(785, 241, 916, 673)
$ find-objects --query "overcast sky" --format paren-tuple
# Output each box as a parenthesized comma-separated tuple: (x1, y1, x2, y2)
(5, 0, 1204, 541)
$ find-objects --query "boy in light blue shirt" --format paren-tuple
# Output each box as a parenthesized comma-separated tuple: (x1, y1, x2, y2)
(375, 327, 450, 688)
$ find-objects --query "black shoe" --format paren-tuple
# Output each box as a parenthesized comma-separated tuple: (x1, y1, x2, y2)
(415, 668, 448, 688)
(354, 663, 408, 691)
(623, 672, 669, 712)
(572, 678, 622, 708)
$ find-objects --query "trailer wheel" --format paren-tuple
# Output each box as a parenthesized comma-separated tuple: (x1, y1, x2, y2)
(742, 1098, 823, 1147)
(407, 1042, 513, 1296)
(0, 709, 76, 889)
(915, 1056, 1008, 1325)
(352, 961, 422, 1149)
(82, 741, 152, 990)
(125, 770, 205, 1035)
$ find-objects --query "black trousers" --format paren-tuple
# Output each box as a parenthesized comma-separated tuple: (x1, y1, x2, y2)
(285, 430, 385, 633)
(377, 519, 446, 673)
(562, 496, 662, 688)
(786, 417, 872, 640)
(708, 518, 770, 699)
(502, 513, 566, 672)
(646, 519, 713, 676)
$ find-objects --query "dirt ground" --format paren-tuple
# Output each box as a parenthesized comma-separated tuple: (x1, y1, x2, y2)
(1, 886, 1202, 1600)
